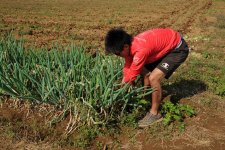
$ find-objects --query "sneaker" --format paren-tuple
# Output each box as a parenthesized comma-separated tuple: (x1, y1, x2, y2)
(138, 112, 163, 127)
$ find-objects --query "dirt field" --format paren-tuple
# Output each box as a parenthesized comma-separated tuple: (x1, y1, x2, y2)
(0, 0, 212, 50)
(0, 0, 225, 149)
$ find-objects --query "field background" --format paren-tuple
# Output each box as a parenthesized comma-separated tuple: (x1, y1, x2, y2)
(0, 0, 225, 150)
(0, 0, 213, 50)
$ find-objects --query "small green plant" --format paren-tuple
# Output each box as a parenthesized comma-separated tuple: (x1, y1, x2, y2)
(216, 83, 225, 96)
(59, 125, 100, 148)
(161, 102, 195, 125)
(96, 141, 104, 150)
(120, 112, 137, 128)
(108, 18, 113, 24)
(202, 51, 211, 59)
(215, 68, 225, 96)
(178, 122, 186, 132)
(73, 126, 100, 148)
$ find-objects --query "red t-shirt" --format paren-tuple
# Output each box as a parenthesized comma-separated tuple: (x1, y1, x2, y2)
(123, 28, 181, 83)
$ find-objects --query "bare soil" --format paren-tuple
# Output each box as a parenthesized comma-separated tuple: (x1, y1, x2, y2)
(0, 0, 225, 149)
(0, 0, 212, 50)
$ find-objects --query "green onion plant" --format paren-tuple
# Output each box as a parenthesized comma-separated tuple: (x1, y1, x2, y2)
(0, 36, 153, 132)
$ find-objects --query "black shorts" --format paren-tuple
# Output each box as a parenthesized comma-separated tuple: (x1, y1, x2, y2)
(144, 38, 189, 79)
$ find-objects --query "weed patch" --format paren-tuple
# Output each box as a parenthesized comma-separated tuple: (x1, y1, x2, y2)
(161, 101, 195, 126)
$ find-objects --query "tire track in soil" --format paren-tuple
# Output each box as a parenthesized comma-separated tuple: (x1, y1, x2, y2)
(157, 0, 212, 34)
(126, 0, 212, 38)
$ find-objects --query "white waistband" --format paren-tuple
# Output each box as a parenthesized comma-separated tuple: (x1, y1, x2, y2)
(175, 38, 183, 49)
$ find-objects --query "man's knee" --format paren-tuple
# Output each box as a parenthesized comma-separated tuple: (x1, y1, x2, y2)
(149, 68, 165, 83)
(149, 74, 159, 84)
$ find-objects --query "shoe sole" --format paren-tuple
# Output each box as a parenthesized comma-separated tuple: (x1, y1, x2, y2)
(138, 118, 163, 128)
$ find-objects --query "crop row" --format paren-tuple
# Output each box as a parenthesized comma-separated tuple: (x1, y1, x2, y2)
(0, 37, 152, 132)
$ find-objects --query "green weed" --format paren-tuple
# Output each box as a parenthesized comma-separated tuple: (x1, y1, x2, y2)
(60, 126, 100, 148)
(161, 101, 195, 125)
(216, 81, 225, 96)
(107, 18, 113, 24)
(96, 141, 104, 150)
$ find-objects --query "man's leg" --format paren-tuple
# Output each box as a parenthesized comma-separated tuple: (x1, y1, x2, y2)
(141, 67, 165, 115)
(148, 68, 165, 115)
(138, 68, 164, 128)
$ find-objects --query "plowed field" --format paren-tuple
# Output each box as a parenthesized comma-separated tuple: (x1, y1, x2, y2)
(0, 0, 211, 49)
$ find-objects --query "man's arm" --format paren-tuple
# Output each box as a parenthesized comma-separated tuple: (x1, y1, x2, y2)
(123, 51, 148, 84)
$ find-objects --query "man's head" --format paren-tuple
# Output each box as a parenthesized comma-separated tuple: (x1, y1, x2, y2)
(105, 28, 132, 57)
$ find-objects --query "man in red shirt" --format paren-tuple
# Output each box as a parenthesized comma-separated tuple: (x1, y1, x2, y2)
(105, 28, 189, 127)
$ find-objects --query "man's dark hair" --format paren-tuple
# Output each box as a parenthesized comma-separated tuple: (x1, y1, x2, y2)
(105, 28, 132, 54)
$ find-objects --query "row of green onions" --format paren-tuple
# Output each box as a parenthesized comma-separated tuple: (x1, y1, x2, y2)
(0, 36, 152, 129)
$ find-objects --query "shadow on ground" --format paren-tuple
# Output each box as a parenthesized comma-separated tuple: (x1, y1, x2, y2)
(163, 79, 207, 104)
